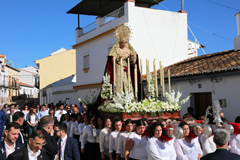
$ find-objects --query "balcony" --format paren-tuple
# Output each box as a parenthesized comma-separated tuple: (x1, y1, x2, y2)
(75, 6, 125, 43)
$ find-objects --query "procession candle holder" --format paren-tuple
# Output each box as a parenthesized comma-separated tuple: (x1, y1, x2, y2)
(135, 94, 138, 102)
(114, 85, 116, 96)
(140, 82, 143, 100)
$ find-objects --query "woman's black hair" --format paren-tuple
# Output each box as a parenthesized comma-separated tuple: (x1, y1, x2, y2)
(60, 114, 65, 122)
(93, 116, 104, 129)
(149, 122, 163, 138)
(125, 119, 133, 126)
(112, 117, 122, 131)
(135, 119, 146, 127)
(179, 121, 189, 128)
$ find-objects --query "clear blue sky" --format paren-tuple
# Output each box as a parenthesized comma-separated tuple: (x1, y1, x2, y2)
(0, 0, 239, 68)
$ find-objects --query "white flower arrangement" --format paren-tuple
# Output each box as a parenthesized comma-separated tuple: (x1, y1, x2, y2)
(99, 86, 190, 115)
(100, 73, 113, 100)
(77, 90, 99, 111)
(98, 73, 190, 115)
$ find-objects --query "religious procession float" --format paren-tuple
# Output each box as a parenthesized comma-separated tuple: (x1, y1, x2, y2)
(77, 23, 191, 121)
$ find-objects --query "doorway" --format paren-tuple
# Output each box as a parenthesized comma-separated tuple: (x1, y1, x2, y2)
(194, 92, 212, 119)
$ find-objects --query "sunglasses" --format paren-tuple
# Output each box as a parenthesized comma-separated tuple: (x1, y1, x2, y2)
(32, 138, 47, 146)
(54, 129, 62, 133)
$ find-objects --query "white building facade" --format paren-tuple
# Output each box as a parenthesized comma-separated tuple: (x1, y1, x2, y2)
(19, 66, 39, 98)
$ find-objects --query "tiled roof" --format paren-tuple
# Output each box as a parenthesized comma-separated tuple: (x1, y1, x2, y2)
(20, 82, 33, 87)
(142, 49, 240, 80)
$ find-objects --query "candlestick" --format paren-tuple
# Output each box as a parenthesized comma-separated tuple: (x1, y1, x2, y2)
(162, 65, 165, 97)
(120, 58, 123, 92)
(140, 59, 142, 82)
(154, 59, 158, 97)
(168, 69, 171, 94)
(159, 61, 162, 88)
(134, 64, 138, 98)
(113, 56, 116, 88)
(147, 60, 150, 93)
(128, 58, 130, 93)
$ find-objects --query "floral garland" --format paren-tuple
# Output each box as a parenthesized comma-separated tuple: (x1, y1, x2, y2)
(98, 74, 191, 114)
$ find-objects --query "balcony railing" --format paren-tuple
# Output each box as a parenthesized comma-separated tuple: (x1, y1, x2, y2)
(104, 6, 124, 25)
(82, 21, 96, 35)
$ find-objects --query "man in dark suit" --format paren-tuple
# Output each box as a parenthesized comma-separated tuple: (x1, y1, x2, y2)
(7, 130, 46, 160)
(5, 107, 15, 126)
(54, 122, 80, 160)
(0, 122, 25, 160)
(48, 109, 57, 125)
(12, 112, 26, 145)
(201, 129, 240, 160)
(39, 116, 58, 160)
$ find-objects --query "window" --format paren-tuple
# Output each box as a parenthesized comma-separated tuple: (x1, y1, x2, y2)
(83, 54, 90, 69)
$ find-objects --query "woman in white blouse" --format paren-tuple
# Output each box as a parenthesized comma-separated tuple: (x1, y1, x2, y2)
(93, 116, 104, 160)
(99, 118, 112, 160)
(125, 119, 148, 160)
(109, 117, 122, 160)
(147, 122, 176, 160)
(116, 119, 133, 160)
(174, 121, 203, 160)
(26, 108, 38, 136)
(81, 115, 97, 159)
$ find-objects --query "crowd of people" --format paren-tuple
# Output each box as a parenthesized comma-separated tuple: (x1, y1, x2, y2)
(0, 103, 239, 160)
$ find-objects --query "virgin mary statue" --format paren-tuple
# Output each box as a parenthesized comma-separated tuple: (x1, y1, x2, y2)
(92, 23, 142, 113)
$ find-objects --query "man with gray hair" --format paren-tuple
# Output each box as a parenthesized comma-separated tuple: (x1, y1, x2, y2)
(201, 129, 240, 160)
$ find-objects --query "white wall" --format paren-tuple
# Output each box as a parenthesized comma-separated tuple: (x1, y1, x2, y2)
(127, 2, 188, 74)
(169, 73, 240, 122)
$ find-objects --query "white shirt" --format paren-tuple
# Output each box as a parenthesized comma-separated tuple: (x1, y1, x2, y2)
(22, 110, 29, 121)
(38, 110, 48, 120)
(55, 110, 67, 122)
(99, 127, 111, 157)
(7, 109, 20, 114)
(174, 137, 203, 160)
(4, 141, 15, 158)
(109, 130, 121, 153)
(116, 131, 131, 158)
(93, 128, 102, 143)
(128, 132, 148, 160)
(81, 124, 96, 149)
(69, 121, 80, 137)
(55, 135, 67, 160)
(78, 122, 86, 143)
(147, 137, 176, 160)
(229, 134, 240, 155)
(30, 114, 36, 124)
(27, 144, 41, 160)
(200, 135, 216, 156)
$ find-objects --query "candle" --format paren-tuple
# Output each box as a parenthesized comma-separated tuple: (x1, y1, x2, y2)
(146, 59, 148, 91)
(159, 61, 162, 88)
(147, 60, 150, 93)
(154, 59, 158, 97)
(128, 58, 130, 93)
(140, 59, 142, 82)
(120, 58, 123, 92)
(135, 64, 138, 97)
(162, 65, 165, 96)
(168, 69, 171, 94)
(113, 56, 116, 88)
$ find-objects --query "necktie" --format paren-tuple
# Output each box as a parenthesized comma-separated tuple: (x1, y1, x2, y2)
(59, 139, 62, 160)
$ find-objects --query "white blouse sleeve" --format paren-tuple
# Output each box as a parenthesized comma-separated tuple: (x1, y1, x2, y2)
(116, 134, 123, 154)
(174, 140, 188, 160)
(93, 128, 98, 137)
(196, 138, 203, 155)
(109, 132, 114, 153)
(99, 129, 105, 152)
(81, 126, 88, 149)
(146, 139, 163, 160)
(79, 123, 84, 135)
(69, 123, 74, 137)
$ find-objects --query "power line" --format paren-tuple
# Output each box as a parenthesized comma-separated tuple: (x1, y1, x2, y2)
(207, 0, 240, 12)
(158, 3, 234, 42)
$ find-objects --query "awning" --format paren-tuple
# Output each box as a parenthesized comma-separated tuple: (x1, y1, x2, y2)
(67, 0, 164, 16)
